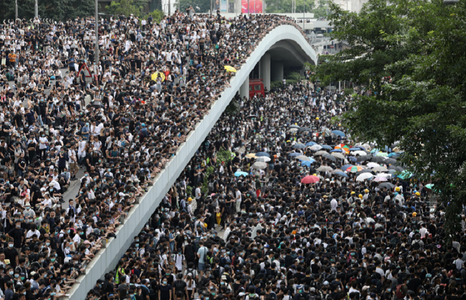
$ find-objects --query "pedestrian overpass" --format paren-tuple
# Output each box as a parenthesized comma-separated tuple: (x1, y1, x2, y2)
(66, 24, 317, 300)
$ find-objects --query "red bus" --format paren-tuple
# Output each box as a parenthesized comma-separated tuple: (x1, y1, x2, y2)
(249, 79, 265, 98)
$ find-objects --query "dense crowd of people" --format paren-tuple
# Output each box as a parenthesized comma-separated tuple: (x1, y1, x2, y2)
(0, 10, 310, 300)
(86, 80, 461, 300)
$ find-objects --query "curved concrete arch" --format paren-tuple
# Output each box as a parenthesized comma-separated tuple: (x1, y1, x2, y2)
(66, 24, 316, 300)
(269, 40, 310, 66)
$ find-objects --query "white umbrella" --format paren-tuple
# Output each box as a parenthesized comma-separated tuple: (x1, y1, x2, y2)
(317, 166, 333, 172)
(256, 156, 271, 162)
(296, 155, 312, 161)
(251, 162, 268, 170)
(314, 150, 328, 156)
(351, 151, 367, 156)
(331, 153, 346, 160)
(373, 166, 388, 172)
(310, 145, 323, 151)
(377, 173, 392, 178)
(356, 173, 373, 182)
(288, 128, 298, 133)
(366, 162, 380, 168)
(373, 176, 388, 182)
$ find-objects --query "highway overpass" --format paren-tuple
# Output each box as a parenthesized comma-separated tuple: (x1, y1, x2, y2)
(65, 24, 317, 300)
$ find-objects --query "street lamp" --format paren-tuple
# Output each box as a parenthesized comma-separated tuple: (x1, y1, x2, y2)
(95, 0, 99, 85)
(35, 0, 38, 18)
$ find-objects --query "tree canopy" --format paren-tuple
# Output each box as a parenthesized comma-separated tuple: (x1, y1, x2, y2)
(0, 0, 94, 22)
(317, 0, 466, 234)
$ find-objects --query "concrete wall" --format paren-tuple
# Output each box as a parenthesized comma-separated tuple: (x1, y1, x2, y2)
(65, 24, 316, 300)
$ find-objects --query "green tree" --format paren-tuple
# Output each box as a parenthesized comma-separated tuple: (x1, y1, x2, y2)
(106, 0, 143, 17)
(317, 0, 466, 236)
(174, 0, 211, 13)
(266, 0, 315, 13)
(142, 9, 165, 23)
(0, 0, 96, 22)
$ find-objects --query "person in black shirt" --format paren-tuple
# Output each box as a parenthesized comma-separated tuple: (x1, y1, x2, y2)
(159, 278, 172, 300)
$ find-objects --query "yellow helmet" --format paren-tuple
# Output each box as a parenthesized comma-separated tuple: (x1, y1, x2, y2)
(364, 189, 369, 193)
(412, 212, 417, 217)
(395, 187, 400, 192)
(316, 117, 320, 120)
(415, 192, 420, 196)
(358, 194, 363, 199)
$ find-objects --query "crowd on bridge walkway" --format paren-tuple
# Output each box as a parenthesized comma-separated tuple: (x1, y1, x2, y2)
(0, 10, 310, 300)
(86, 80, 461, 300)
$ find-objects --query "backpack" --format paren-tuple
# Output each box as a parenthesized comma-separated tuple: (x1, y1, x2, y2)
(174, 280, 186, 292)
(395, 284, 404, 299)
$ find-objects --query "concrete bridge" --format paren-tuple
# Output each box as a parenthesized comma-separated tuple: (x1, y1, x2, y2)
(66, 24, 317, 300)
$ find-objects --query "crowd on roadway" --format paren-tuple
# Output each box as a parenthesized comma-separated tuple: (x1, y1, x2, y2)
(87, 80, 461, 300)
(0, 9, 311, 300)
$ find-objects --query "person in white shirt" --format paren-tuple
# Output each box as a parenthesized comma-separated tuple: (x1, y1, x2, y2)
(235, 187, 242, 213)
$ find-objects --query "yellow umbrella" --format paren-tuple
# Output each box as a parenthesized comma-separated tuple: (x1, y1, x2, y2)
(224, 65, 237, 73)
(151, 72, 166, 82)
(246, 153, 256, 158)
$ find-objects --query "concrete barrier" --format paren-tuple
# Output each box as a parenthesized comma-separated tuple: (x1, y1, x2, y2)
(65, 24, 316, 300)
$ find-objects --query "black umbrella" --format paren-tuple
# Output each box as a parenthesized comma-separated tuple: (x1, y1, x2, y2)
(371, 156, 386, 163)
(322, 153, 337, 161)
(378, 182, 395, 189)
(357, 155, 372, 162)
(385, 158, 397, 165)
(388, 166, 404, 172)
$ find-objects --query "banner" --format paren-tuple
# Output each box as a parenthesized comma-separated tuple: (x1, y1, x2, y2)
(220, 0, 228, 12)
(241, 0, 263, 13)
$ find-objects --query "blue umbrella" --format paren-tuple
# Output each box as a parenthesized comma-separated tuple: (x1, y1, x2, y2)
(301, 161, 313, 167)
(341, 164, 354, 170)
(388, 152, 400, 158)
(321, 145, 333, 150)
(330, 149, 343, 153)
(234, 171, 249, 177)
(334, 171, 349, 178)
(349, 148, 361, 151)
(256, 152, 270, 157)
(306, 142, 317, 146)
(300, 158, 316, 164)
(293, 143, 306, 149)
(289, 153, 301, 157)
(348, 156, 358, 162)
(332, 130, 346, 137)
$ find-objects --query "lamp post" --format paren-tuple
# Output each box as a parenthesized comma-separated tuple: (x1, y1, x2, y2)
(303, 0, 305, 32)
(95, 0, 99, 85)
(35, 0, 38, 18)
(15, 0, 18, 21)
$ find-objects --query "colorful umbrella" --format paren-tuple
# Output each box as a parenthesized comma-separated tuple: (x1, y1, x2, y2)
(346, 166, 364, 173)
(234, 171, 249, 177)
(301, 175, 320, 184)
(151, 72, 166, 81)
(398, 170, 413, 179)
(224, 65, 237, 72)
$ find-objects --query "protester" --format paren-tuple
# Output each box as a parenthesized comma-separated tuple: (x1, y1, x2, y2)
(87, 79, 455, 300)
(0, 10, 314, 299)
